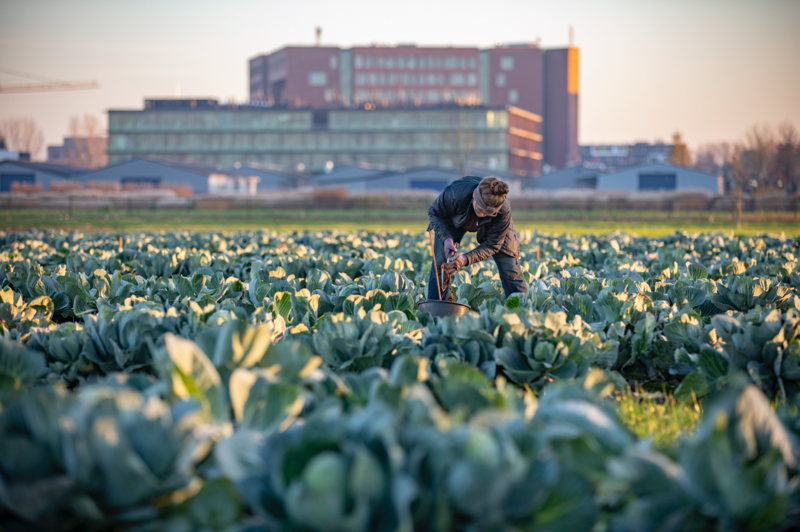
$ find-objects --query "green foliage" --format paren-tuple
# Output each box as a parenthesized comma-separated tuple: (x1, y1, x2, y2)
(494, 309, 602, 384)
(2, 229, 800, 530)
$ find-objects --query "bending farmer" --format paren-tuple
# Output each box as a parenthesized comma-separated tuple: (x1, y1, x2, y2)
(427, 175, 528, 301)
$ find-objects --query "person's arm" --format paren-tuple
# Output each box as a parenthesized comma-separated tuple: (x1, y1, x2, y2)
(462, 214, 511, 265)
(426, 187, 455, 243)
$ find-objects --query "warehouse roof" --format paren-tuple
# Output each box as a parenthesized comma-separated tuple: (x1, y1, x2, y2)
(0, 160, 91, 177)
(312, 164, 393, 185)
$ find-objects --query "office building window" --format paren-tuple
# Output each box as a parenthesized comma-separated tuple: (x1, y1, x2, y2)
(450, 73, 465, 86)
(387, 57, 395, 68)
(330, 56, 338, 69)
(355, 73, 365, 85)
(508, 89, 518, 103)
(467, 73, 477, 86)
(500, 56, 515, 71)
(308, 72, 327, 86)
(408, 56, 416, 68)
(355, 56, 363, 68)
(366, 57, 374, 68)
(496, 73, 506, 87)
(468, 57, 477, 68)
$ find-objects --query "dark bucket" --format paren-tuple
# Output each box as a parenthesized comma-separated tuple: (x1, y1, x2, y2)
(418, 300, 472, 318)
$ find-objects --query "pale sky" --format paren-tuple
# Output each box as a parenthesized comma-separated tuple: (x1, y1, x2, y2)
(1, 0, 798, 158)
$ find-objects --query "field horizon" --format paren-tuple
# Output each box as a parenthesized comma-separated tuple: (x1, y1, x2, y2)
(3, 207, 799, 237)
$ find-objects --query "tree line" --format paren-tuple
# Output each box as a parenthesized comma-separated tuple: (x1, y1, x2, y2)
(0, 115, 105, 168)
(674, 124, 800, 196)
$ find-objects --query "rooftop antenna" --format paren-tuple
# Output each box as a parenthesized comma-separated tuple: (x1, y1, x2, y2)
(315, 26, 321, 46)
(569, 25, 574, 47)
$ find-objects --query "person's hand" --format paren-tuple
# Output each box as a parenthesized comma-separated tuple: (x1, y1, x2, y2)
(443, 254, 467, 275)
(444, 239, 458, 260)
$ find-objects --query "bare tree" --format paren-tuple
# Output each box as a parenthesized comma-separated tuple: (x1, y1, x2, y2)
(728, 125, 778, 228)
(668, 132, 692, 167)
(0, 117, 45, 159)
(743, 124, 776, 189)
(772, 123, 800, 194)
(693, 144, 717, 175)
(68, 114, 107, 168)
(729, 144, 751, 230)
(694, 141, 734, 187)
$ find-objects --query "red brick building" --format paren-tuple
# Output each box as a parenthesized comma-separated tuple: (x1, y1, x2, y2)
(248, 43, 579, 171)
(543, 48, 579, 169)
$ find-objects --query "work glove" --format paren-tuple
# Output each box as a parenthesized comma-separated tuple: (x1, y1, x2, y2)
(443, 239, 459, 261)
(443, 254, 467, 275)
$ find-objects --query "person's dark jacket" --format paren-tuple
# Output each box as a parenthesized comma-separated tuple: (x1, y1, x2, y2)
(427, 176, 520, 265)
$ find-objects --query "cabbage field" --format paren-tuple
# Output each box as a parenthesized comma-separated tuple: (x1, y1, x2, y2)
(2, 229, 800, 531)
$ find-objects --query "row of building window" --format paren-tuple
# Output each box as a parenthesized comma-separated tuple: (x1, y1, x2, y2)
(109, 109, 510, 131)
(109, 131, 507, 150)
(353, 89, 481, 105)
(354, 55, 478, 70)
(111, 153, 509, 172)
(330, 110, 507, 129)
(354, 72, 477, 87)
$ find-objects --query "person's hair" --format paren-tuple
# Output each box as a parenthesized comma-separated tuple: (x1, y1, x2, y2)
(478, 176, 509, 208)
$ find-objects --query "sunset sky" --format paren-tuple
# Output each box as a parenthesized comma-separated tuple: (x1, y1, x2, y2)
(1, 0, 798, 156)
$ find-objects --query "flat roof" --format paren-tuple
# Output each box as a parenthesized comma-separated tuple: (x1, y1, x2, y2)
(110, 102, 515, 113)
(0, 160, 90, 176)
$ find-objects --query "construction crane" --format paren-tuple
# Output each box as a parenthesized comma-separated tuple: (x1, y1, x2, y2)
(0, 66, 99, 94)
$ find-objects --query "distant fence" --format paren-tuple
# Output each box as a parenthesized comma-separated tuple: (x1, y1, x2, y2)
(1, 187, 798, 213)
(513, 189, 799, 212)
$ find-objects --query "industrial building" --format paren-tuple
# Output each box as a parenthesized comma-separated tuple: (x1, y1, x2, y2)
(248, 42, 578, 169)
(311, 164, 523, 194)
(75, 159, 258, 194)
(0, 140, 30, 163)
(579, 142, 673, 172)
(526, 164, 603, 190)
(527, 162, 721, 194)
(596, 163, 722, 194)
(0, 160, 88, 191)
(107, 100, 542, 174)
(47, 137, 108, 169)
(227, 163, 301, 189)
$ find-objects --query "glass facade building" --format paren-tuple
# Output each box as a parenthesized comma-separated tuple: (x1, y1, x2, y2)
(247, 43, 578, 169)
(108, 100, 542, 174)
